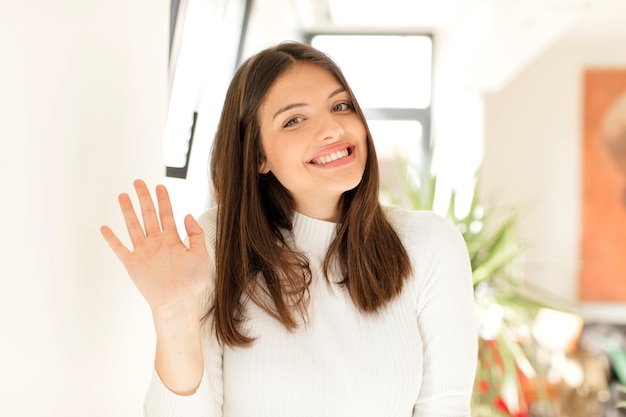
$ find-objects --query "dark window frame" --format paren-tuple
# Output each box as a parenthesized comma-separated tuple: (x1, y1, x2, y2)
(304, 32, 434, 193)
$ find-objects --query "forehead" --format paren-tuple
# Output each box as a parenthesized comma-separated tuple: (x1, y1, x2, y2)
(263, 62, 343, 103)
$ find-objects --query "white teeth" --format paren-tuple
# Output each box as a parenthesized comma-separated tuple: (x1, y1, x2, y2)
(313, 149, 349, 165)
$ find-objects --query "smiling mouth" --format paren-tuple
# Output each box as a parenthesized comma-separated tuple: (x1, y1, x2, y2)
(310, 148, 352, 165)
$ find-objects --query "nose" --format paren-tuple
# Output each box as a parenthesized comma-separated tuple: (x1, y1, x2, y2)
(316, 112, 344, 142)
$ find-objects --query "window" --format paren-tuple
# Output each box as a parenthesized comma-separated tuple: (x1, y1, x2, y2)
(308, 34, 433, 206)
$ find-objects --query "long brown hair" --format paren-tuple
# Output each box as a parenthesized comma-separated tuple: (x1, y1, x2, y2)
(209, 41, 411, 346)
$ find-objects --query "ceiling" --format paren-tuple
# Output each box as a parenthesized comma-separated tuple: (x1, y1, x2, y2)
(294, 0, 626, 92)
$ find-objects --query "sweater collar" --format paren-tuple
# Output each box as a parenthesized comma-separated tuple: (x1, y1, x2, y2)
(290, 211, 339, 255)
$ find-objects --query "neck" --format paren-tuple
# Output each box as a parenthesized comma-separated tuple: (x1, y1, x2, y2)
(294, 195, 342, 223)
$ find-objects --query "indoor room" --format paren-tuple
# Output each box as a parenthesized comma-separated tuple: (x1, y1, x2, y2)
(2, 0, 626, 415)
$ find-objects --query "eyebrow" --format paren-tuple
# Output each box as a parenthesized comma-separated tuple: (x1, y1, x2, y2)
(272, 87, 347, 120)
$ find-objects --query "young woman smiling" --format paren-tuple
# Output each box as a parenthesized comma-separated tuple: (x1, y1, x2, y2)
(101, 41, 477, 417)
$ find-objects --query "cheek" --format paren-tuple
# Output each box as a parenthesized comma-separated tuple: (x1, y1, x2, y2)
(354, 124, 368, 155)
(263, 140, 300, 174)
(349, 117, 367, 143)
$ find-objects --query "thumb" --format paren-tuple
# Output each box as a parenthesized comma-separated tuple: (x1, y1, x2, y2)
(184, 214, 206, 252)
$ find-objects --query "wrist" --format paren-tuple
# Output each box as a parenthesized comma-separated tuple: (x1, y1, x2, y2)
(151, 296, 203, 326)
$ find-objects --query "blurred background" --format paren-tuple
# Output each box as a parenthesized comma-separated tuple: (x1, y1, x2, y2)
(2, 0, 626, 415)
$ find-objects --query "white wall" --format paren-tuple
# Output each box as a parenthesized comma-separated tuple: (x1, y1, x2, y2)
(0, 1, 168, 415)
(481, 37, 626, 309)
(7, 1, 626, 414)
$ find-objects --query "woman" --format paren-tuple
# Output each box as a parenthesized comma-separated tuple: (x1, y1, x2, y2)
(101, 41, 477, 417)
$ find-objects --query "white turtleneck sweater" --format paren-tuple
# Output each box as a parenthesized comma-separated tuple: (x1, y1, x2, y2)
(144, 206, 477, 417)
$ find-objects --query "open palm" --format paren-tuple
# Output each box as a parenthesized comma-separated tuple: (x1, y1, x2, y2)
(101, 180, 209, 317)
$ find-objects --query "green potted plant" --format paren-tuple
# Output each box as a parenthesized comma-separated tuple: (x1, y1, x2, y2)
(381, 156, 572, 416)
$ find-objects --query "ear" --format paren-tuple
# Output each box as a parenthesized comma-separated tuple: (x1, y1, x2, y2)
(258, 159, 270, 174)
(257, 137, 270, 173)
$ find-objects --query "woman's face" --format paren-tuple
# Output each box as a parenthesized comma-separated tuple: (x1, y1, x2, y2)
(257, 62, 367, 222)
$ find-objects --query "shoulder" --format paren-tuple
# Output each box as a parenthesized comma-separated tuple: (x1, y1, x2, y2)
(382, 205, 464, 253)
(383, 206, 471, 288)
(383, 207, 473, 313)
(195, 206, 219, 254)
(195, 207, 219, 306)
(196, 206, 219, 236)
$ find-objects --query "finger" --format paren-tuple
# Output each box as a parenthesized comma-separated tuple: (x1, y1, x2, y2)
(100, 225, 131, 264)
(184, 214, 207, 253)
(119, 192, 147, 246)
(134, 179, 161, 236)
(155, 184, 178, 232)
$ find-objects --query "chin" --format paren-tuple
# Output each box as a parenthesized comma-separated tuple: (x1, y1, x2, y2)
(335, 176, 364, 194)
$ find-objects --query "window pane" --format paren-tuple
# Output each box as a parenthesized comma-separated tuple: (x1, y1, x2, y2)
(311, 35, 432, 108)
(368, 119, 423, 204)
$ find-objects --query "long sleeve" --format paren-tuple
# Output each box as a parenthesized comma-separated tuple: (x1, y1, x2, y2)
(411, 214, 478, 416)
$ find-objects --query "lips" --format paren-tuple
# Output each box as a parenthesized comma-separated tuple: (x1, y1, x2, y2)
(308, 145, 353, 165)
(310, 148, 350, 165)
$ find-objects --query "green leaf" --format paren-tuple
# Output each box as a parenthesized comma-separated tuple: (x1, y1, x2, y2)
(472, 240, 522, 286)
(498, 331, 535, 379)
(471, 404, 513, 417)
(496, 334, 521, 413)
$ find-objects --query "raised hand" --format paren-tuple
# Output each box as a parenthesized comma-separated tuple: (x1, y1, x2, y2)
(100, 180, 209, 319)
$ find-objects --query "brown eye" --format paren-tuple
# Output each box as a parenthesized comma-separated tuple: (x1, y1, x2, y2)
(332, 102, 353, 112)
(284, 116, 303, 128)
